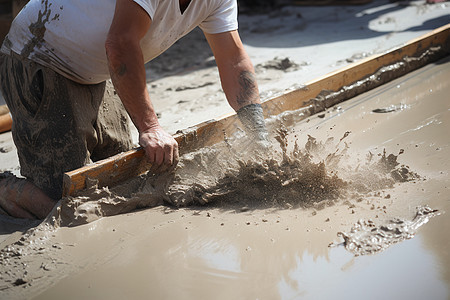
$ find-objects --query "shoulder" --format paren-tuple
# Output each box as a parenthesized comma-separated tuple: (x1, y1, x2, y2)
(199, 0, 238, 34)
(132, 0, 160, 19)
(214, 0, 238, 11)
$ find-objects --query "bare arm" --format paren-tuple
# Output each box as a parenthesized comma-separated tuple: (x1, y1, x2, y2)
(106, 0, 178, 172)
(204, 30, 260, 111)
(205, 30, 268, 142)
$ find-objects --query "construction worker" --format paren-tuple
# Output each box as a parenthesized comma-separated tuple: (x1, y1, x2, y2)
(0, 0, 268, 219)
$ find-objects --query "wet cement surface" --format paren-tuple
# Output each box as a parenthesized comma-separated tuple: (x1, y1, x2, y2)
(1, 57, 450, 299)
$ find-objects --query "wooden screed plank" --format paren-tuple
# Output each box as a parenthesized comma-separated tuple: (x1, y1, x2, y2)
(62, 24, 450, 197)
(262, 24, 450, 117)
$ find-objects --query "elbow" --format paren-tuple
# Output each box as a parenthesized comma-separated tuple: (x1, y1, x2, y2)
(105, 35, 124, 68)
(105, 33, 140, 68)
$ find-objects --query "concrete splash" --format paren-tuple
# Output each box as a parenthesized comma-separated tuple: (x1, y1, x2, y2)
(337, 205, 441, 256)
(47, 127, 420, 227)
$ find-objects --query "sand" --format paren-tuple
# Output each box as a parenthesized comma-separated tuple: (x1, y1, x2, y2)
(1, 1, 450, 299)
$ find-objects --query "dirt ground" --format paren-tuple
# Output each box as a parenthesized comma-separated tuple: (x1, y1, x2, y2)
(0, 1, 450, 299)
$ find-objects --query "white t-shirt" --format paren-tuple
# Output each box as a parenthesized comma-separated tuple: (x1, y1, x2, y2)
(1, 0, 238, 84)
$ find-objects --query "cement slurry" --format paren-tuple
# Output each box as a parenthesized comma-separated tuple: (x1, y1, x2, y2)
(1, 57, 450, 300)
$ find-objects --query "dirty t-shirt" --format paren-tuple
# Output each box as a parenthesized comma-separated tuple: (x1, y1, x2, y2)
(1, 0, 238, 84)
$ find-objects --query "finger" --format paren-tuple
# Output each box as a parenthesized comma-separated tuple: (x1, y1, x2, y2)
(163, 141, 179, 173)
(154, 155, 167, 173)
(151, 149, 165, 174)
(146, 147, 157, 173)
(165, 144, 174, 166)
(155, 144, 172, 173)
(171, 144, 180, 171)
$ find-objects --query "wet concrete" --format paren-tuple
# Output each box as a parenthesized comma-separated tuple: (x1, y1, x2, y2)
(1, 56, 450, 299)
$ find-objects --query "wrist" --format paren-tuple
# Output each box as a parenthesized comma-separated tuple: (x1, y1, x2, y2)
(137, 115, 161, 134)
(237, 103, 268, 141)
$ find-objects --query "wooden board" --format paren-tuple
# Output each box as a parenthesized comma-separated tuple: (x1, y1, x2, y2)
(62, 24, 450, 197)
(262, 23, 450, 117)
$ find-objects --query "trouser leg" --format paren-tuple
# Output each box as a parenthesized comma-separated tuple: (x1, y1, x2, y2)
(0, 53, 133, 199)
(91, 80, 134, 162)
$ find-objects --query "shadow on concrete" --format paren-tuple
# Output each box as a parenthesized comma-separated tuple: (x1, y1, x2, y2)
(238, 0, 450, 48)
(147, 0, 449, 80)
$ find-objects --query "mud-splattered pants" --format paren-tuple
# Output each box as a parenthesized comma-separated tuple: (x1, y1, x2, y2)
(0, 52, 134, 199)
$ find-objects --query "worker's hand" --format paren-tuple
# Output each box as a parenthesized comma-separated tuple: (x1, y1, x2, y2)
(139, 126, 179, 173)
(237, 103, 270, 143)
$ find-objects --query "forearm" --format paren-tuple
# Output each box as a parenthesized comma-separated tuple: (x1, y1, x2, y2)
(106, 38, 159, 133)
(105, 0, 178, 171)
(218, 51, 261, 111)
(218, 52, 268, 141)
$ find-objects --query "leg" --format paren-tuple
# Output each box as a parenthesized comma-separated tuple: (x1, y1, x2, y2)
(0, 53, 109, 218)
(0, 53, 56, 219)
(0, 53, 100, 199)
(0, 172, 54, 219)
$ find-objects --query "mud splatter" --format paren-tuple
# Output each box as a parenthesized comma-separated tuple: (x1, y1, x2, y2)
(337, 206, 441, 256)
(0, 146, 12, 153)
(166, 131, 419, 209)
(0, 221, 58, 293)
(372, 103, 409, 113)
(256, 57, 306, 72)
(20, 0, 53, 58)
(45, 128, 421, 227)
(48, 176, 166, 227)
(165, 130, 347, 209)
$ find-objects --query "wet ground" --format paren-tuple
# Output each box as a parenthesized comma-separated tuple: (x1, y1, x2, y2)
(1, 55, 448, 300)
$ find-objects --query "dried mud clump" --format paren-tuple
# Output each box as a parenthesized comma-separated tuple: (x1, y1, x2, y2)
(256, 57, 304, 72)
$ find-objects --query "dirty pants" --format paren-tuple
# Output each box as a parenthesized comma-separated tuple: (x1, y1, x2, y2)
(0, 53, 134, 199)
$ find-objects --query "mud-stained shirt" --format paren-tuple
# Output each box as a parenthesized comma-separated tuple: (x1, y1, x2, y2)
(1, 0, 238, 84)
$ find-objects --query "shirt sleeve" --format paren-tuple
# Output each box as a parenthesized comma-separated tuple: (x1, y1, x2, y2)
(133, 0, 157, 19)
(199, 0, 238, 34)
